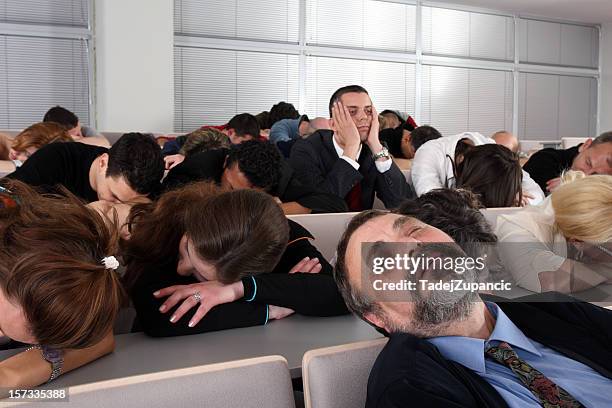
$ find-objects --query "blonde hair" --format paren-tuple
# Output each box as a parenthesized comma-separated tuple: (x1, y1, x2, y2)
(551, 171, 612, 241)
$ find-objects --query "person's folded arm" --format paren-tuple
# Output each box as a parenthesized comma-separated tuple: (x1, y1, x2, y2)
(132, 281, 268, 337)
(242, 273, 348, 316)
(0, 331, 114, 393)
(374, 161, 414, 209)
(241, 238, 349, 316)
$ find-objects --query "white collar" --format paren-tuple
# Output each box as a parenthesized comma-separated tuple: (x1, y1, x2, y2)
(332, 134, 362, 161)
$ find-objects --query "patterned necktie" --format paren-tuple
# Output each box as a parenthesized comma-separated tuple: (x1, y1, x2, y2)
(485, 342, 584, 408)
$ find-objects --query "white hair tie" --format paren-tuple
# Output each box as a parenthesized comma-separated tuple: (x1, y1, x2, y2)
(102, 256, 120, 270)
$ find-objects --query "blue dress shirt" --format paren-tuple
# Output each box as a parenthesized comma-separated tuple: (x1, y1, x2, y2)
(427, 302, 612, 408)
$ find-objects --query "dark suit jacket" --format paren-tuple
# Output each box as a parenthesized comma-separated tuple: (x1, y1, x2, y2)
(367, 293, 612, 408)
(289, 130, 414, 210)
(162, 148, 347, 213)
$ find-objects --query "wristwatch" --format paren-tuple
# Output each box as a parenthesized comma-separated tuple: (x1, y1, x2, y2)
(27, 345, 64, 382)
(372, 146, 391, 161)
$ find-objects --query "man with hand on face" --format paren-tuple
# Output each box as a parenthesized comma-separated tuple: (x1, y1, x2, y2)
(289, 85, 414, 211)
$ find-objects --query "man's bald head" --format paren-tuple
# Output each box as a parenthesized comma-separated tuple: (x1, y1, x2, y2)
(492, 131, 519, 153)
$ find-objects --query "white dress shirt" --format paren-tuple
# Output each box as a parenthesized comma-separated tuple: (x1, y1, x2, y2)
(332, 135, 392, 173)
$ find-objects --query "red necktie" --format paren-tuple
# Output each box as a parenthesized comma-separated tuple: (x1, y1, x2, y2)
(345, 183, 363, 212)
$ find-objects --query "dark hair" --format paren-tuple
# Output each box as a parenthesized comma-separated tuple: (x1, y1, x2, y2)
(378, 127, 404, 158)
(43, 106, 79, 129)
(333, 210, 386, 318)
(410, 125, 442, 152)
(123, 183, 289, 287)
(255, 111, 271, 130)
(227, 113, 261, 139)
(0, 180, 125, 349)
(397, 188, 497, 258)
(269, 102, 300, 127)
(226, 140, 282, 192)
(593, 131, 612, 146)
(328, 85, 369, 117)
(107, 133, 165, 195)
(185, 189, 289, 283)
(455, 144, 522, 208)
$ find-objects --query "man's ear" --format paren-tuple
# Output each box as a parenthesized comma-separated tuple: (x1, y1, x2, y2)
(363, 311, 387, 332)
(579, 138, 593, 152)
(98, 153, 109, 174)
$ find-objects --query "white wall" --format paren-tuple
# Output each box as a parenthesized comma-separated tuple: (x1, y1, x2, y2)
(93, 0, 174, 132)
(600, 22, 612, 132)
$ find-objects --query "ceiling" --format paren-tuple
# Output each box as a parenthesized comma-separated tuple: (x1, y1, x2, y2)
(437, 0, 612, 24)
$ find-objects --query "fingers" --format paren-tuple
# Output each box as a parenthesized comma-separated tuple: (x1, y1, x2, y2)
(153, 285, 182, 299)
(169, 295, 200, 324)
(187, 302, 214, 328)
(302, 257, 322, 273)
(289, 257, 311, 273)
(156, 287, 192, 313)
(288, 257, 321, 273)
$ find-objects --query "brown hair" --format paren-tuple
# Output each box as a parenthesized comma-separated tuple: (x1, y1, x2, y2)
(179, 128, 230, 157)
(0, 181, 125, 349)
(11, 122, 72, 154)
(455, 144, 522, 208)
(123, 182, 290, 287)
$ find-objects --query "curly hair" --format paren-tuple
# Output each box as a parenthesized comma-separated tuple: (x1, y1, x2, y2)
(226, 140, 282, 192)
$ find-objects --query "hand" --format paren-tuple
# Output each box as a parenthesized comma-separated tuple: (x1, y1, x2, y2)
(546, 177, 561, 193)
(268, 305, 294, 320)
(164, 154, 185, 170)
(288, 256, 322, 274)
(330, 101, 361, 160)
(154, 281, 244, 327)
(365, 105, 382, 152)
(518, 191, 535, 207)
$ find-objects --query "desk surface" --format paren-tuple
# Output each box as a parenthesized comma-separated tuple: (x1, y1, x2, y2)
(0, 314, 381, 387)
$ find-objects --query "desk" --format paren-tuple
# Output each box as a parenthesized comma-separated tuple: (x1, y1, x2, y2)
(0, 314, 381, 387)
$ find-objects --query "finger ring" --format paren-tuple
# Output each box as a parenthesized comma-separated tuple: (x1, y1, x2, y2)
(193, 291, 202, 303)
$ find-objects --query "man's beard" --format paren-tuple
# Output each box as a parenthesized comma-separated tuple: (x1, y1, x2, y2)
(381, 280, 478, 338)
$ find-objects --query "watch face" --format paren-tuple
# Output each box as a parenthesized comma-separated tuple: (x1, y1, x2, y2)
(42, 346, 63, 363)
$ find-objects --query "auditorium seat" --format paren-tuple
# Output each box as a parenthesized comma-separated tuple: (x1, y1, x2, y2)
(3, 356, 295, 408)
(302, 338, 388, 408)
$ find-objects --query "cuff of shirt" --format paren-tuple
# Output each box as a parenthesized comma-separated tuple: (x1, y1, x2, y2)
(341, 155, 360, 170)
(374, 158, 393, 173)
(242, 276, 257, 302)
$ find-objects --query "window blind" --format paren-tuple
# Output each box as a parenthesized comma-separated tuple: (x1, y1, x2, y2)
(174, 47, 299, 132)
(0, 0, 88, 27)
(304, 56, 415, 118)
(420, 65, 513, 137)
(174, 0, 299, 43)
(422, 6, 514, 61)
(518, 73, 597, 140)
(306, 0, 416, 52)
(519, 19, 598, 68)
(0, 35, 90, 129)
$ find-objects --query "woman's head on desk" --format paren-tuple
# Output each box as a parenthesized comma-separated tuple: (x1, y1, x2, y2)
(124, 182, 290, 285)
(0, 181, 125, 348)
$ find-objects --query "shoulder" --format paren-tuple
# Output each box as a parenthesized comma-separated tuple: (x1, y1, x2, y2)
(368, 333, 461, 405)
(293, 130, 332, 151)
(287, 219, 315, 243)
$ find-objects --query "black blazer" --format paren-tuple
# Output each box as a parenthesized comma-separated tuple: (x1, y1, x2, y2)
(367, 293, 612, 408)
(289, 130, 414, 210)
